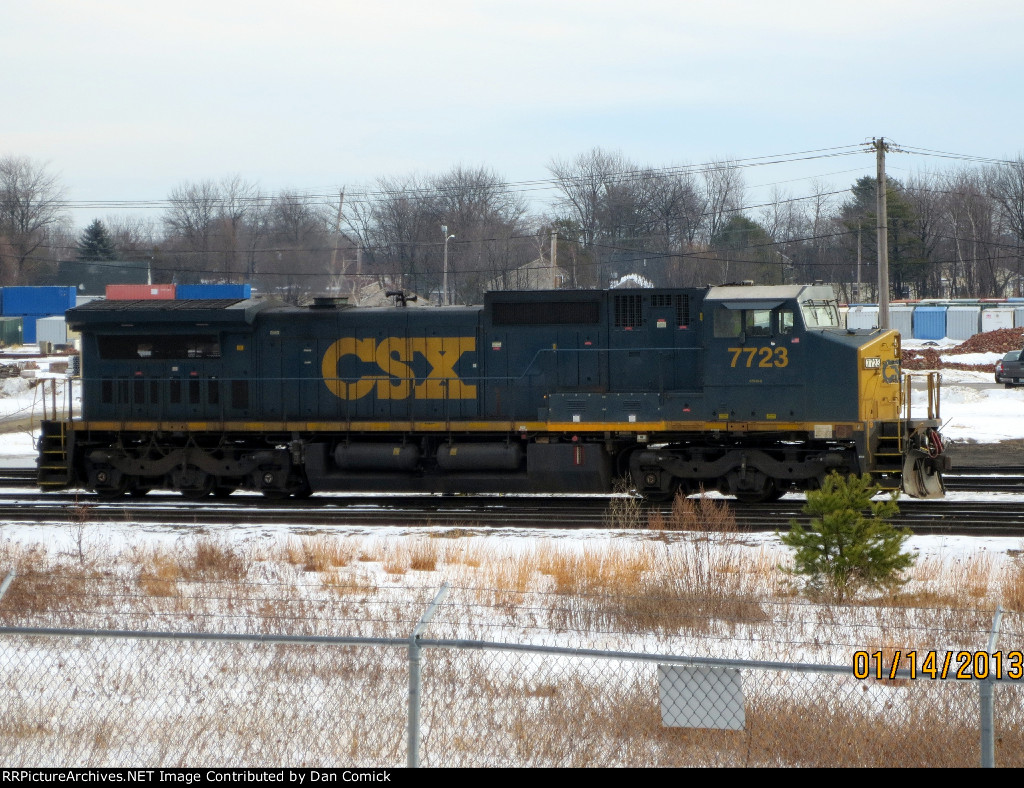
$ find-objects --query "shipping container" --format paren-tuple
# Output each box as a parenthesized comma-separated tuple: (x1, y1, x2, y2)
(20, 314, 57, 344)
(35, 315, 78, 346)
(1, 286, 76, 316)
(176, 283, 251, 300)
(845, 305, 879, 330)
(105, 284, 176, 300)
(889, 305, 913, 337)
(0, 316, 23, 347)
(981, 307, 1014, 332)
(912, 306, 947, 340)
(946, 306, 982, 340)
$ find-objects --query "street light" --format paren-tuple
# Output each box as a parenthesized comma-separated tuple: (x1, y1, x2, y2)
(777, 252, 793, 285)
(441, 225, 455, 306)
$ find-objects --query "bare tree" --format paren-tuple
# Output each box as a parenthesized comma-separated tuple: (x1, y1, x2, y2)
(162, 179, 220, 279)
(432, 165, 531, 301)
(0, 156, 68, 284)
(988, 157, 1024, 294)
(161, 176, 270, 284)
(104, 214, 157, 259)
(700, 159, 746, 245)
(256, 190, 333, 301)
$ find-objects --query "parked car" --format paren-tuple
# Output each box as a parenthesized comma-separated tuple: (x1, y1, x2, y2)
(995, 350, 1024, 387)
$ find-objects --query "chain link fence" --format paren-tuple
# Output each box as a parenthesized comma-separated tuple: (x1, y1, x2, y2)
(1, 575, 1021, 767)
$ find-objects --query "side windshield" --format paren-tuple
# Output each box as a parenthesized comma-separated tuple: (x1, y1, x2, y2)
(800, 299, 840, 328)
(714, 306, 797, 338)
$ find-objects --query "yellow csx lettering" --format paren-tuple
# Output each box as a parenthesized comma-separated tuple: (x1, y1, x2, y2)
(321, 336, 477, 400)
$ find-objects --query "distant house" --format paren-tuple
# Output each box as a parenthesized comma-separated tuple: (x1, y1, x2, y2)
(484, 258, 567, 292)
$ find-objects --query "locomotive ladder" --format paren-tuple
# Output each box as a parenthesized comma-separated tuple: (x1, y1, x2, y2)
(36, 420, 72, 489)
(870, 420, 905, 491)
(870, 372, 943, 493)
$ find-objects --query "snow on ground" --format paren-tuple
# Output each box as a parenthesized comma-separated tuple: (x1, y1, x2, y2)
(903, 338, 1022, 443)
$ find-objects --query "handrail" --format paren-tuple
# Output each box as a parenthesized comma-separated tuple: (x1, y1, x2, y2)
(903, 371, 941, 421)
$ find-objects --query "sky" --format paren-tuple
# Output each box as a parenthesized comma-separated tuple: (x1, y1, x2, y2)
(3, 0, 1024, 230)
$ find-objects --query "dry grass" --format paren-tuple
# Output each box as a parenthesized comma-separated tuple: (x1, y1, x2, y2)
(648, 493, 739, 533)
(408, 539, 440, 571)
(1, 526, 1023, 767)
(321, 568, 378, 597)
(886, 553, 1005, 610)
(1000, 554, 1024, 609)
(188, 538, 248, 581)
(137, 547, 185, 598)
(280, 537, 357, 572)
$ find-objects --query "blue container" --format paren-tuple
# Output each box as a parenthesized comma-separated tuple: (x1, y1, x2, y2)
(176, 284, 251, 300)
(912, 306, 947, 340)
(1, 286, 76, 316)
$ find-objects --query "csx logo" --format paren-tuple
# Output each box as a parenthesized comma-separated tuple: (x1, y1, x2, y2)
(321, 336, 477, 400)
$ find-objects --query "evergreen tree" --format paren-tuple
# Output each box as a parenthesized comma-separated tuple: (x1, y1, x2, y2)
(780, 472, 914, 601)
(841, 176, 928, 298)
(76, 219, 118, 261)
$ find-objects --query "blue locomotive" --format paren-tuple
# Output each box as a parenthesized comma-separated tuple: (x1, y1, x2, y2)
(37, 284, 948, 501)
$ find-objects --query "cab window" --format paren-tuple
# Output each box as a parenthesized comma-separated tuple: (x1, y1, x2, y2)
(714, 308, 743, 338)
(744, 310, 772, 336)
(801, 300, 840, 328)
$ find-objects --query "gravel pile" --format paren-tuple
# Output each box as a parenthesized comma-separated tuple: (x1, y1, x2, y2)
(902, 327, 1024, 371)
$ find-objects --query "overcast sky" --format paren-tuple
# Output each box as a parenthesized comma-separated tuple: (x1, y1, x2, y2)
(4, 0, 1023, 227)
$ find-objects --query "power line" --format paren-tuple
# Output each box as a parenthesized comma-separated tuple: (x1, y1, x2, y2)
(52, 144, 870, 212)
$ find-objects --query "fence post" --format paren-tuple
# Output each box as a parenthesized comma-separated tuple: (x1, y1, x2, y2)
(0, 570, 14, 603)
(980, 605, 1003, 768)
(407, 582, 450, 768)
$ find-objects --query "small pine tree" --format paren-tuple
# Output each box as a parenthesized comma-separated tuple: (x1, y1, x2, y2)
(780, 472, 915, 601)
(76, 219, 118, 261)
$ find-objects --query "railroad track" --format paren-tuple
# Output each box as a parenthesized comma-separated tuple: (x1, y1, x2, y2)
(942, 466, 1024, 493)
(5, 467, 1023, 490)
(2, 490, 1024, 536)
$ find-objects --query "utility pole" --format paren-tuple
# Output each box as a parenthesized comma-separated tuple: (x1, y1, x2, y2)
(856, 226, 862, 302)
(329, 189, 345, 294)
(873, 137, 890, 329)
(441, 226, 455, 306)
(550, 229, 558, 289)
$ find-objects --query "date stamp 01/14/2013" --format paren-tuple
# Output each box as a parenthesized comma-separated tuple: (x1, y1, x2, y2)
(852, 650, 1024, 681)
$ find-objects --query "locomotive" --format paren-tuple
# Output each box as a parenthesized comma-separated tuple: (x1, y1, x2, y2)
(36, 283, 948, 502)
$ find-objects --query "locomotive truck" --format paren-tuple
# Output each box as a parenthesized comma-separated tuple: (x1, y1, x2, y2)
(36, 283, 948, 501)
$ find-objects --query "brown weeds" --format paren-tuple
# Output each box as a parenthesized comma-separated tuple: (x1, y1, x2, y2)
(282, 537, 357, 572)
(999, 554, 1024, 610)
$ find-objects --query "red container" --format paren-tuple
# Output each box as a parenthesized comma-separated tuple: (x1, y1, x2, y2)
(105, 284, 176, 300)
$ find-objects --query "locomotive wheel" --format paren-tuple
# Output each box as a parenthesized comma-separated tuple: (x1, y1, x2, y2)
(212, 486, 237, 498)
(173, 465, 215, 499)
(733, 479, 780, 504)
(94, 480, 128, 499)
(179, 478, 215, 499)
(128, 486, 152, 498)
(641, 486, 678, 504)
(261, 490, 291, 500)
